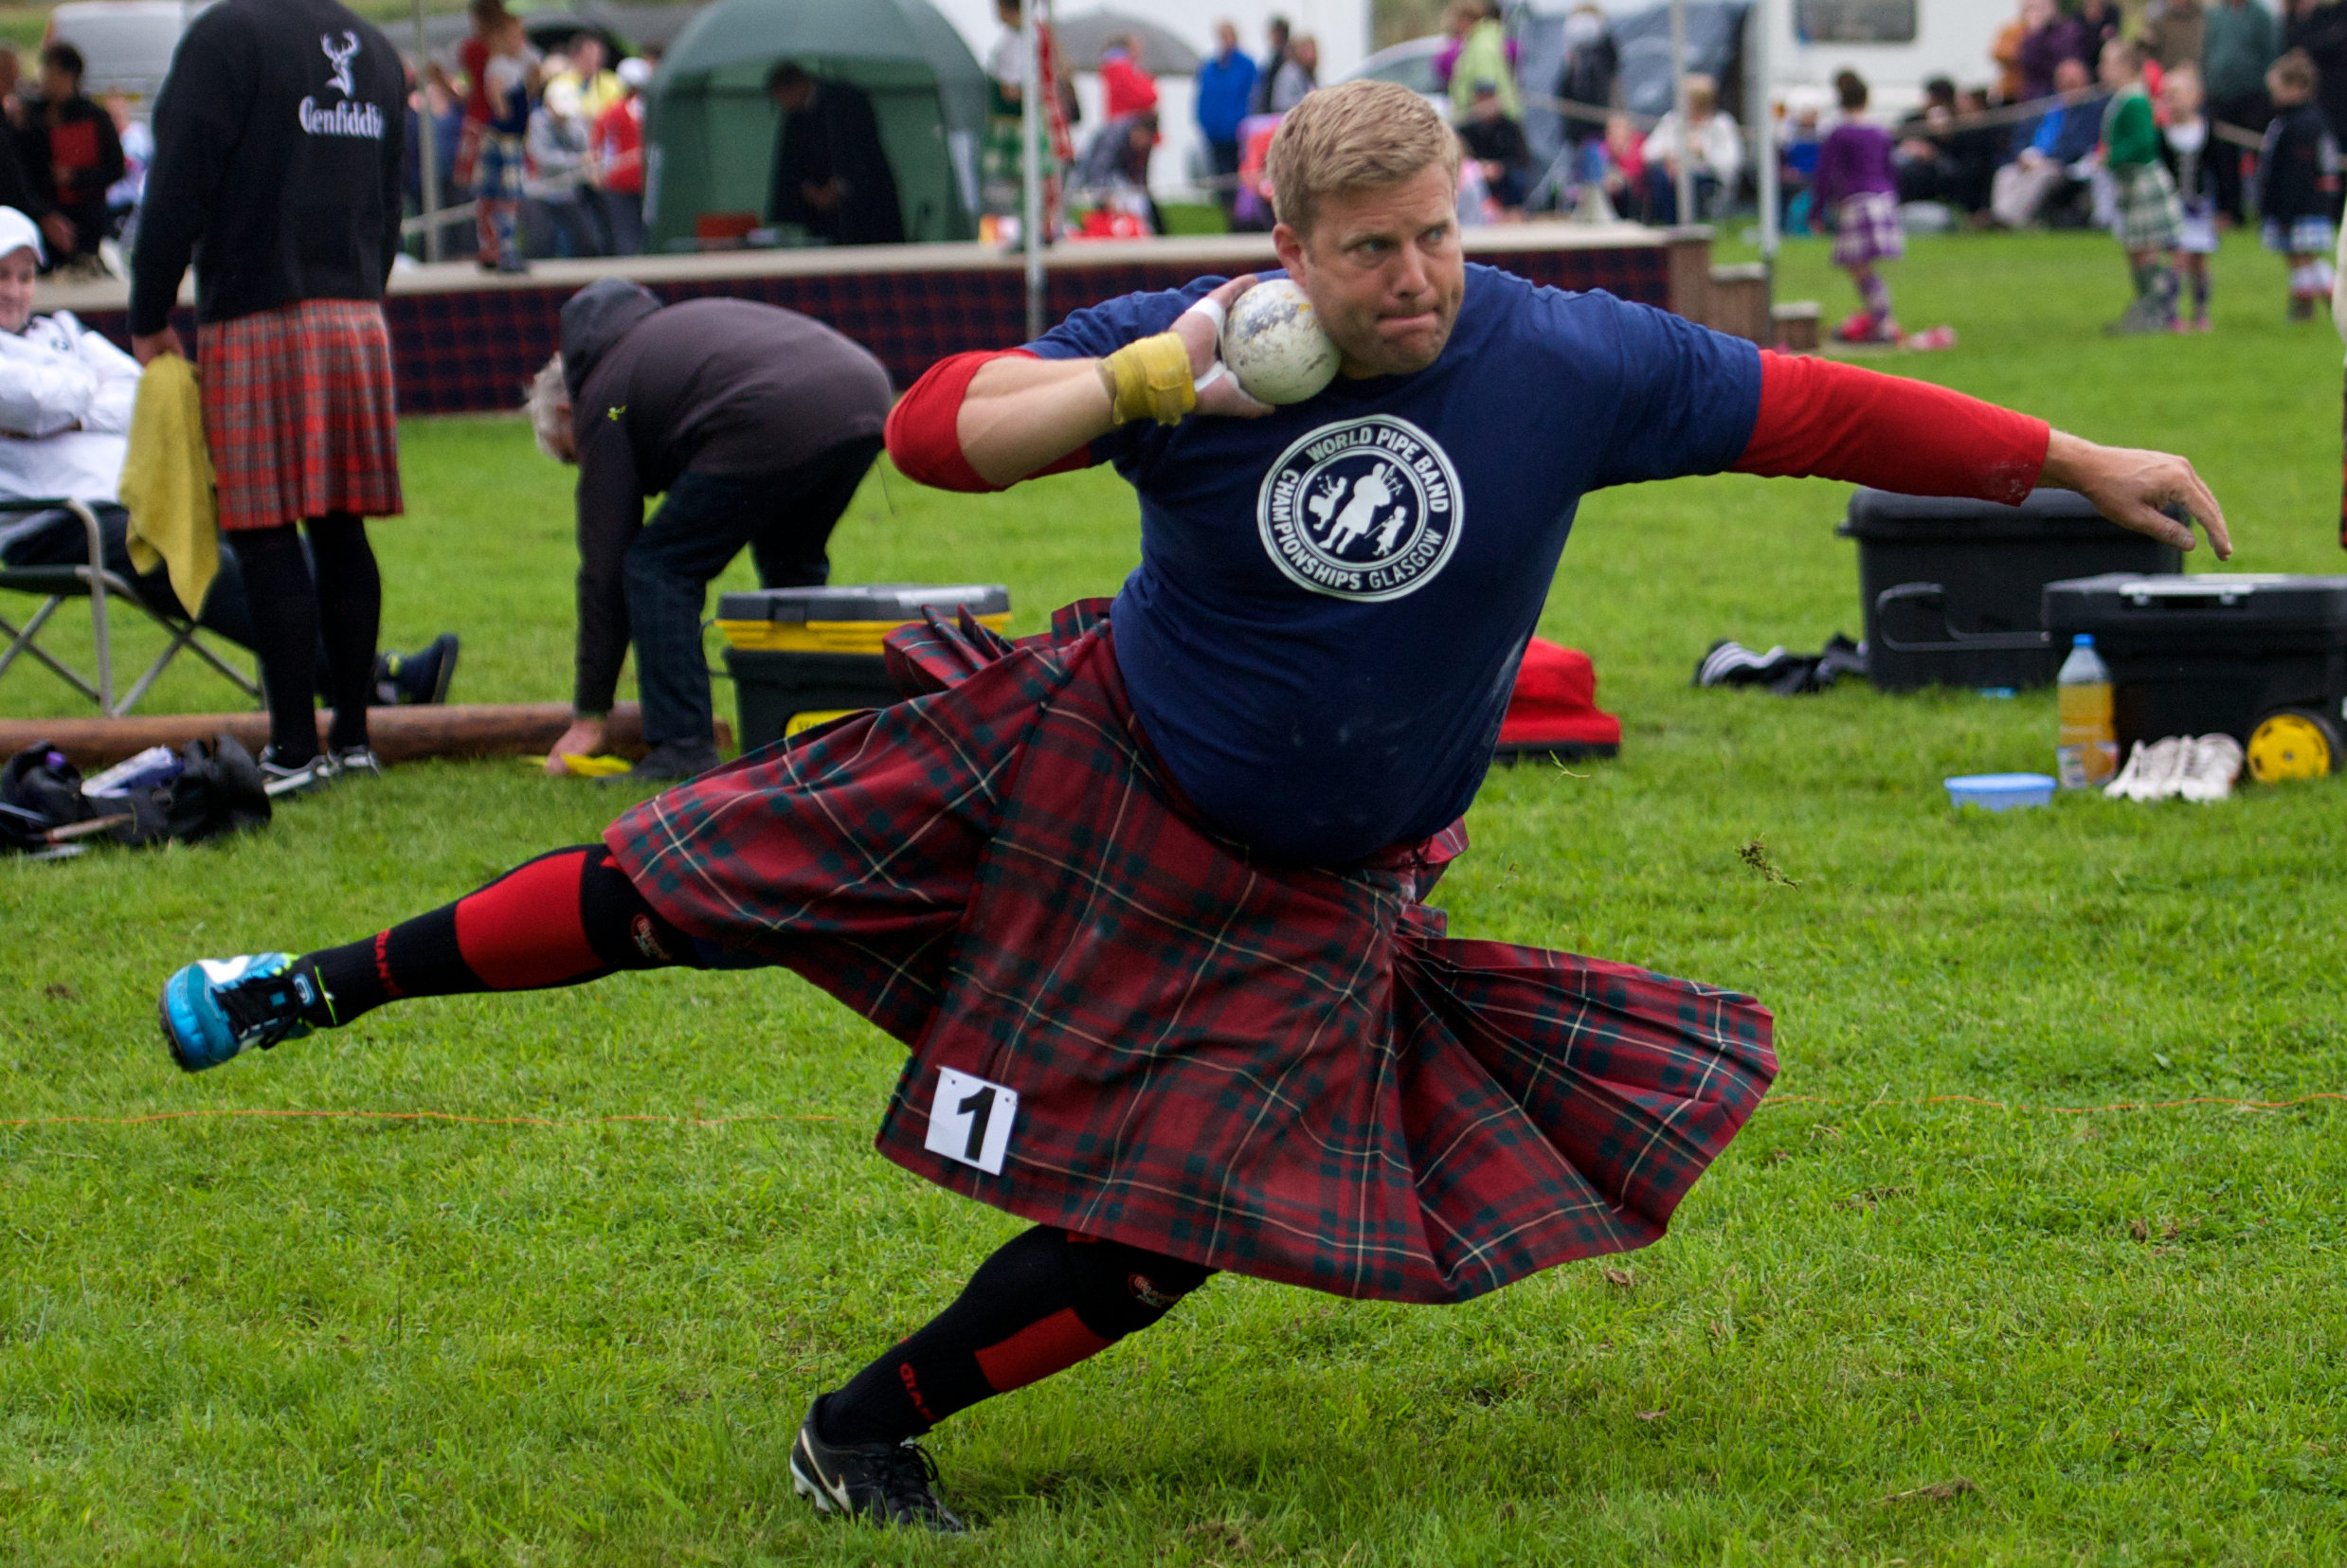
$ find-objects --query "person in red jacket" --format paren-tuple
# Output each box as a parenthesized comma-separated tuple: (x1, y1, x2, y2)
(590, 55, 649, 255)
(156, 80, 2228, 1536)
(1098, 32, 1158, 119)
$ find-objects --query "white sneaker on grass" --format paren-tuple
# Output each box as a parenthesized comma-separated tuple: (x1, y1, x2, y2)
(2104, 735, 2186, 802)
(2175, 733, 2244, 802)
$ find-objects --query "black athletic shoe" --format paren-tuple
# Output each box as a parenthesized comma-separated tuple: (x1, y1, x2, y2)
(257, 748, 333, 798)
(602, 739, 722, 786)
(373, 633, 460, 706)
(788, 1400, 966, 1533)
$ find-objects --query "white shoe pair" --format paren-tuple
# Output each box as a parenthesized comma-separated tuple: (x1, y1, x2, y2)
(2103, 734, 2243, 802)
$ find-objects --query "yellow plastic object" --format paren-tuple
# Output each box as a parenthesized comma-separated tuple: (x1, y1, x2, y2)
(784, 708, 860, 737)
(522, 752, 634, 778)
(717, 611, 1012, 653)
(2248, 712, 2333, 783)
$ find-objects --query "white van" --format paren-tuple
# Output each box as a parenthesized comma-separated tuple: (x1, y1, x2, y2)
(45, 1, 213, 105)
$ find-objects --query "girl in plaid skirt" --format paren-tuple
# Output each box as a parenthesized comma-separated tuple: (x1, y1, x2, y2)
(2160, 64, 2222, 332)
(1813, 71, 1904, 345)
(2100, 39, 2185, 334)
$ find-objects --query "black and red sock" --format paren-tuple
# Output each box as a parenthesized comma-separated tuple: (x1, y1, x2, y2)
(816, 1225, 1215, 1448)
(296, 844, 698, 1027)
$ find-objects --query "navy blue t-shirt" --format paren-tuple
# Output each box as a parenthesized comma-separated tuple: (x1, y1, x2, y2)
(1029, 262, 1762, 865)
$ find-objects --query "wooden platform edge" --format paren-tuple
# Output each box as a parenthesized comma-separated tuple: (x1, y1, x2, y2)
(0, 701, 732, 770)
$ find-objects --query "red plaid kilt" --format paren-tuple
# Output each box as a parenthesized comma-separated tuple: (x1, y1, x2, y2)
(605, 604, 1777, 1305)
(198, 299, 403, 532)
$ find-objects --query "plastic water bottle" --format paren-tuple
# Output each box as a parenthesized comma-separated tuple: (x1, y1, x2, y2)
(2056, 634, 2117, 789)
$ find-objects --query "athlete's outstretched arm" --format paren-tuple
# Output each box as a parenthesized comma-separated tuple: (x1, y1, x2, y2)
(1732, 351, 2230, 558)
(889, 275, 1270, 492)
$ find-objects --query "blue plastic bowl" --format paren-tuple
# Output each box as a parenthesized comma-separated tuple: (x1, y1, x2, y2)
(1944, 772, 2057, 811)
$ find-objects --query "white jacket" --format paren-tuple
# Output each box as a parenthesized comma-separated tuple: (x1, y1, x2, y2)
(1642, 110, 1744, 184)
(0, 310, 138, 504)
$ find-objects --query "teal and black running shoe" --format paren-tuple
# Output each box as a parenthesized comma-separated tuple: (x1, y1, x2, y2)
(157, 954, 317, 1072)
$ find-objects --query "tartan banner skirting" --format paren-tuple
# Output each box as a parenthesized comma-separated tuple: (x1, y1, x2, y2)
(606, 603, 1777, 1305)
(196, 299, 403, 532)
(2110, 164, 2182, 253)
(1831, 191, 1905, 269)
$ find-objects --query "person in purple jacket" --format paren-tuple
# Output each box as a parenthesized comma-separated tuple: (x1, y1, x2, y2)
(1814, 70, 1905, 344)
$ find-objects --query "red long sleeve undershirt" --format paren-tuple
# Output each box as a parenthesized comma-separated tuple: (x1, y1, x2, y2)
(884, 344, 2051, 505)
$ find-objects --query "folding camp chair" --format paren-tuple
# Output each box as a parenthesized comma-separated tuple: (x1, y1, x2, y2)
(0, 496, 259, 715)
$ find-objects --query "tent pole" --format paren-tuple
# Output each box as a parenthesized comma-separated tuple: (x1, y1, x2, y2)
(1753, 0, 1778, 285)
(1021, 0, 1044, 339)
(414, 0, 441, 262)
(1670, 0, 1693, 227)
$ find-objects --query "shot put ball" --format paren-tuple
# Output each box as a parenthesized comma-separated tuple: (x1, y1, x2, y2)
(1220, 279, 1340, 406)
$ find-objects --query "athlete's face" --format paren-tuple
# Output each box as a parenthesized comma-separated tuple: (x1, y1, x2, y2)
(1274, 163, 1465, 380)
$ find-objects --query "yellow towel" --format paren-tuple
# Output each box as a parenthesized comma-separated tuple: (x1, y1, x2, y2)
(119, 353, 219, 616)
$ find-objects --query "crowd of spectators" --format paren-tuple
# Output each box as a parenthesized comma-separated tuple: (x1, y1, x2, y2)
(416, 0, 655, 271)
(0, 42, 143, 280)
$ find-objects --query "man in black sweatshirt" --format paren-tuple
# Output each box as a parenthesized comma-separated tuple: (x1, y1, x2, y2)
(526, 279, 894, 782)
(129, 0, 407, 794)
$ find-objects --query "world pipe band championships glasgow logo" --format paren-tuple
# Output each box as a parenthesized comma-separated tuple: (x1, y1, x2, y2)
(1256, 414, 1463, 602)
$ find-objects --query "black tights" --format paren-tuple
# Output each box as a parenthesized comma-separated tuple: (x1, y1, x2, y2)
(229, 514, 380, 761)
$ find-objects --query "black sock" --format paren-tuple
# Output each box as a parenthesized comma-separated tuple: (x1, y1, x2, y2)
(228, 524, 322, 763)
(306, 513, 381, 752)
(817, 1226, 1215, 1448)
(299, 844, 695, 1027)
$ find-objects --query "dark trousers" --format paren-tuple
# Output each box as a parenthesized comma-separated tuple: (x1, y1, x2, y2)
(4, 503, 261, 649)
(2210, 92, 2270, 223)
(623, 434, 883, 748)
(1207, 138, 1241, 214)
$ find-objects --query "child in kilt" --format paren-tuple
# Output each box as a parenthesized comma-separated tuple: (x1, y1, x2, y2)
(1814, 70, 1904, 345)
(154, 81, 2233, 1536)
(2100, 38, 2185, 334)
(2160, 63, 2221, 332)
(2256, 48, 2340, 320)
(472, 11, 536, 274)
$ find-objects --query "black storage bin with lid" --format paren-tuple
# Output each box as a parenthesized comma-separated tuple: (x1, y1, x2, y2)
(716, 584, 1011, 753)
(2041, 573, 2347, 752)
(1836, 487, 2184, 692)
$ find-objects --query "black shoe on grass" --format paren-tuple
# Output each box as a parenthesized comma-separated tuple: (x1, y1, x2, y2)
(788, 1400, 965, 1533)
(373, 634, 460, 706)
(602, 739, 721, 786)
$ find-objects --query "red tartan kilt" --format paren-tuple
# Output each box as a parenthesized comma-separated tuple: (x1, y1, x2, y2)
(198, 300, 403, 532)
(606, 605, 1777, 1305)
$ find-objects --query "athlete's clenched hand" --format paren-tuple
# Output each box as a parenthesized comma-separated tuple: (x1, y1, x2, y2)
(1174, 274, 1274, 420)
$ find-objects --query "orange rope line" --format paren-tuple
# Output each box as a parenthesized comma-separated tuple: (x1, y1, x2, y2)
(1759, 1091, 2347, 1116)
(4, 1094, 2346, 1134)
(0, 1108, 845, 1130)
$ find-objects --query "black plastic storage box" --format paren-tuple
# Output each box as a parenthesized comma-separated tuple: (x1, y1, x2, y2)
(2041, 573, 2347, 758)
(1837, 488, 2184, 692)
(717, 584, 1011, 753)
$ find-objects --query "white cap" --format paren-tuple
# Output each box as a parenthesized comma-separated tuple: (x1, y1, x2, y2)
(0, 206, 43, 266)
(617, 55, 651, 88)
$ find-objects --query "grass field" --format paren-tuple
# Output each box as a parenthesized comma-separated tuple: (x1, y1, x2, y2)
(7, 229, 2347, 1564)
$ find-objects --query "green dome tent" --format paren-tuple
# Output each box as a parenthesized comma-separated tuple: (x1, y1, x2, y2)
(644, 0, 985, 249)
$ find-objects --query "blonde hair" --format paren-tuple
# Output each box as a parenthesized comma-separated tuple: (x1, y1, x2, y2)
(1267, 79, 1461, 236)
(526, 354, 571, 460)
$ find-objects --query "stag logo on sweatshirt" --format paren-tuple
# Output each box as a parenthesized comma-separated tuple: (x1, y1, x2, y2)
(322, 31, 360, 95)
(299, 31, 383, 138)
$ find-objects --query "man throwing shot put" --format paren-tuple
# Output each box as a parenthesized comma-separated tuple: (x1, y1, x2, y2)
(528, 279, 894, 782)
(156, 81, 2228, 1532)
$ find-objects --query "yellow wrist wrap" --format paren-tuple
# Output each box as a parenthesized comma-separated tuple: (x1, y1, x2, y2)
(1101, 332, 1197, 425)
